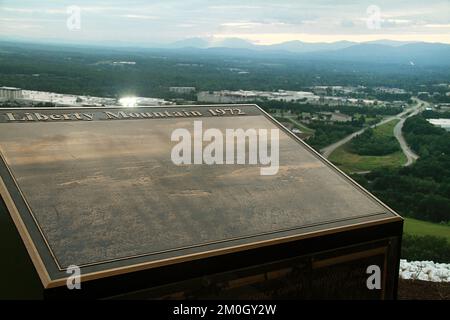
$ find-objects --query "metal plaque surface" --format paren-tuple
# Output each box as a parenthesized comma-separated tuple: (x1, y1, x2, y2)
(0, 105, 400, 287)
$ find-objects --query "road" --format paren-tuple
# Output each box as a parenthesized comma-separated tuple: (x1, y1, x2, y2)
(393, 101, 423, 166)
(320, 100, 423, 160)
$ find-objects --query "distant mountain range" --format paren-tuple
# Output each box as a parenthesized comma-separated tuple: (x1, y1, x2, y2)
(166, 37, 418, 52)
(2, 36, 450, 66)
(162, 37, 450, 66)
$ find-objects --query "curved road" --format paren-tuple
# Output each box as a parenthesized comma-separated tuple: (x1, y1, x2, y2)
(320, 99, 423, 164)
(393, 108, 421, 166)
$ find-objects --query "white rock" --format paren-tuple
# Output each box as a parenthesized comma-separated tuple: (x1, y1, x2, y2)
(409, 265, 419, 273)
(398, 260, 450, 282)
(417, 272, 430, 281)
(400, 271, 413, 280)
(434, 269, 449, 278)
(430, 275, 441, 282)
(422, 267, 433, 274)
(400, 261, 408, 270)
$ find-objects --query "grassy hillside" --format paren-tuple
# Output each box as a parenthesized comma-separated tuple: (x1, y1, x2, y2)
(404, 217, 450, 241)
(329, 119, 406, 172)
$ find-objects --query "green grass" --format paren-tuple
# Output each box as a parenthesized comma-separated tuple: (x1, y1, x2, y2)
(329, 147, 406, 172)
(404, 217, 450, 241)
(372, 119, 398, 137)
(364, 116, 381, 125)
(329, 119, 406, 173)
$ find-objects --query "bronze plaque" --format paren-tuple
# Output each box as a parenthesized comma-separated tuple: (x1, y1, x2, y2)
(0, 105, 400, 288)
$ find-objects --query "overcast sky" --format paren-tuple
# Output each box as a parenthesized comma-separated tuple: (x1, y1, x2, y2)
(1, 0, 449, 45)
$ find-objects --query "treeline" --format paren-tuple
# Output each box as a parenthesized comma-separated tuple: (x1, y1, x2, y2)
(418, 94, 450, 104)
(403, 116, 450, 162)
(368, 92, 412, 102)
(259, 100, 403, 150)
(402, 234, 450, 263)
(306, 122, 362, 150)
(353, 114, 450, 223)
(2, 42, 450, 101)
(421, 109, 450, 119)
(260, 100, 402, 117)
(349, 128, 400, 156)
(259, 100, 403, 151)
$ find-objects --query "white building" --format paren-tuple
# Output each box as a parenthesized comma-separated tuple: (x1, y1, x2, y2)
(197, 90, 258, 103)
(427, 119, 450, 131)
(319, 112, 352, 122)
(375, 87, 407, 94)
(169, 87, 196, 94)
(311, 86, 328, 96)
(269, 91, 319, 102)
(134, 97, 174, 106)
(197, 90, 319, 104)
(0, 87, 23, 100)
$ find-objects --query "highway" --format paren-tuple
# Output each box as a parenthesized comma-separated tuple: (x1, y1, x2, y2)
(393, 103, 422, 166)
(320, 99, 423, 163)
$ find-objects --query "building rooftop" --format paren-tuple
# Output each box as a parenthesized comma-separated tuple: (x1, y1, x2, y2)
(0, 86, 21, 90)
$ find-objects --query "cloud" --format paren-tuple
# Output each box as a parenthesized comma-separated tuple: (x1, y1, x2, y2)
(0, 22, 44, 30)
(221, 22, 262, 27)
(381, 19, 413, 28)
(208, 5, 262, 10)
(176, 23, 195, 28)
(0, 17, 54, 22)
(425, 23, 450, 28)
(119, 14, 159, 20)
(220, 21, 289, 29)
(1, 0, 449, 44)
(1, 7, 65, 14)
(340, 19, 355, 28)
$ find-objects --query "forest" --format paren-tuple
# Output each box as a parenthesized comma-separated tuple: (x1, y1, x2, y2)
(349, 114, 450, 262)
(1, 41, 450, 100)
(349, 128, 400, 156)
(354, 115, 450, 224)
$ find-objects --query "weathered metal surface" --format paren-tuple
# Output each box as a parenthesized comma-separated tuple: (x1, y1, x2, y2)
(0, 105, 399, 286)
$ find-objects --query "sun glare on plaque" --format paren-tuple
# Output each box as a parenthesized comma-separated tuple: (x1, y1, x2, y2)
(119, 97, 137, 107)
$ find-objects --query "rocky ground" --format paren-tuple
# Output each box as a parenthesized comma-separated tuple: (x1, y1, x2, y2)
(399, 260, 450, 282)
(397, 259, 450, 300)
(398, 279, 450, 300)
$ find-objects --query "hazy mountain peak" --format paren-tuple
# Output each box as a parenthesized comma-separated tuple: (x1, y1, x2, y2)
(167, 37, 209, 48)
(210, 38, 255, 49)
(267, 40, 356, 53)
(162, 37, 450, 65)
(364, 39, 418, 47)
